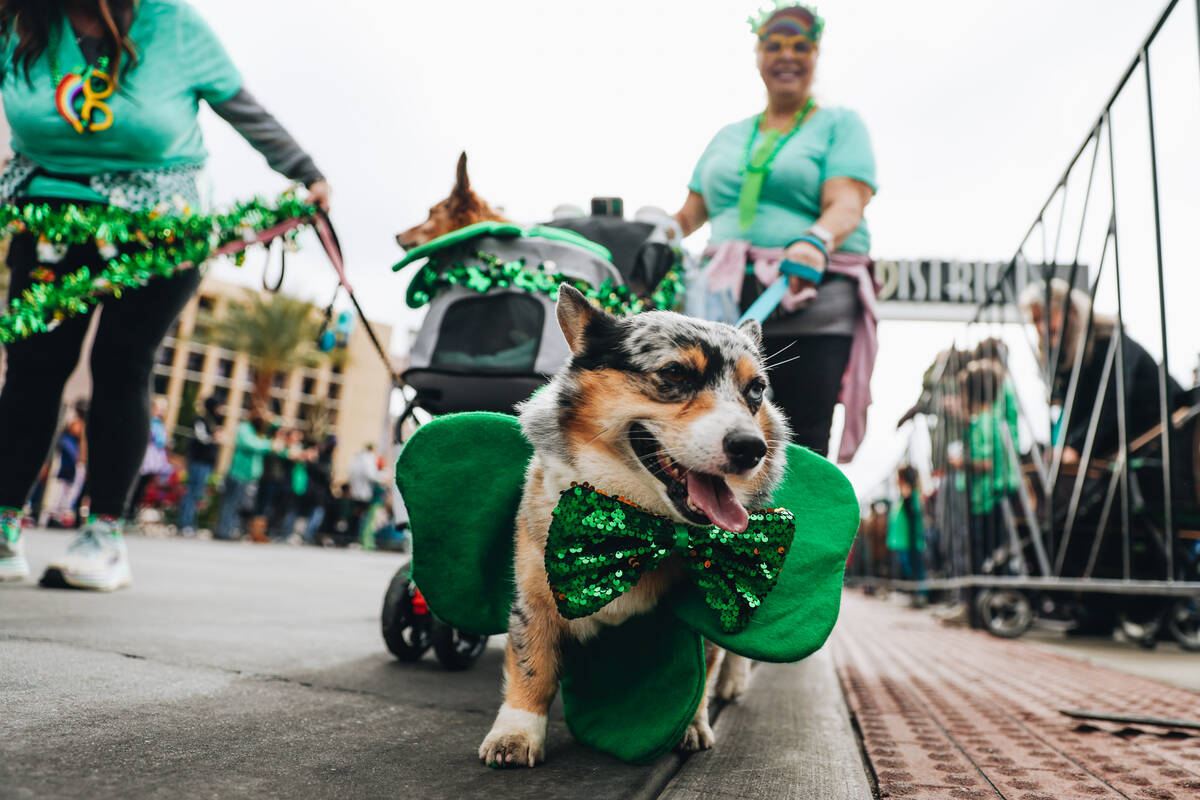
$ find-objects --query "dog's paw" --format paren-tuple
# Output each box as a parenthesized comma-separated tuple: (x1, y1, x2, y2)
(677, 717, 715, 752)
(715, 652, 751, 702)
(478, 704, 546, 768)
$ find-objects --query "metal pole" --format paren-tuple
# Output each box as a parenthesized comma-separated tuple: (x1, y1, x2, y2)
(1141, 46, 1177, 579)
(1054, 336, 1118, 576)
(1005, 0, 1180, 271)
(1105, 108, 1133, 582)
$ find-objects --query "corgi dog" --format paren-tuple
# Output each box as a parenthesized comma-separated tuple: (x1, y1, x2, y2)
(479, 284, 790, 767)
(395, 152, 507, 250)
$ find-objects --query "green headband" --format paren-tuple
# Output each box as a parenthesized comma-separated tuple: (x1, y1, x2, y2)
(748, 2, 825, 42)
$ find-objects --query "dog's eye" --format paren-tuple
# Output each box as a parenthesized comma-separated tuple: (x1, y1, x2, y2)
(745, 380, 766, 404)
(660, 364, 688, 384)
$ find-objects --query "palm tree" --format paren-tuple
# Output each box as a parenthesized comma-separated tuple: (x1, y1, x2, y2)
(207, 290, 338, 416)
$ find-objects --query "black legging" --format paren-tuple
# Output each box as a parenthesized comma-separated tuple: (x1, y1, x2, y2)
(762, 333, 854, 458)
(0, 203, 201, 516)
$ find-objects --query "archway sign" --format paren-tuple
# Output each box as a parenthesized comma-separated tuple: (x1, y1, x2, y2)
(874, 260, 1088, 322)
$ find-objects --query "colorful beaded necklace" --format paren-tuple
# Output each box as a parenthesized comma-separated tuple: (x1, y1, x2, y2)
(47, 22, 115, 135)
(737, 96, 816, 232)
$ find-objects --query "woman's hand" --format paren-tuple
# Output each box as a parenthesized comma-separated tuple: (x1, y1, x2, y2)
(672, 191, 708, 238)
(307, 180, 332, 212)
(783, 239, 825, 292)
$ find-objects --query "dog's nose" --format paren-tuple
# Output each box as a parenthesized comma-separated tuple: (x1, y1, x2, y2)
(723, 432, 767, 472)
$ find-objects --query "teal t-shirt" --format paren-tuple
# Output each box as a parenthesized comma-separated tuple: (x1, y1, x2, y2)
(1, 0, 241, 202)
(688, 108, 876, 253)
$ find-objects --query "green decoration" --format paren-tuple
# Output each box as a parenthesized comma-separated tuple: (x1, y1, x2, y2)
(546, 484, 794, 633)
(747, 1, 826, 40)
(393, 218, 683, 316)
(404, 251, 684, 317)
(395, 412, 859, 763)
(394, 412, 531, 634)
(671, 444, 860, 662)
(0, 193, 318, 343)
(560, 602, 706, 765)
(392, 220, 612, 270)
(737, 96, 816, 232)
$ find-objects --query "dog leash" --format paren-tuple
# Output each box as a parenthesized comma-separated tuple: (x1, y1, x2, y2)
(310, 210, 402, 388)
(208, 209, 402, 388)
(735, 260, 811, 326)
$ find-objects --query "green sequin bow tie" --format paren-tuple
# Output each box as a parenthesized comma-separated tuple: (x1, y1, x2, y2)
(545, 484, 796, 633)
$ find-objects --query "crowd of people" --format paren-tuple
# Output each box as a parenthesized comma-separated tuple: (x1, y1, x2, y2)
(854, 278, 1197, 633)
(22, 394, 405, 552)
(853, 337, 1019, 609)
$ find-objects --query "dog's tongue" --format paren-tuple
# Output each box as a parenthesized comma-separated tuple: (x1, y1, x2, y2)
(686, 471, 750, 533)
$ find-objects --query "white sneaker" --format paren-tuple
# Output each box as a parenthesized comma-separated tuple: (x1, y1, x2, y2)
(0, 515, 30, 581)
(40, 521, 132, 591)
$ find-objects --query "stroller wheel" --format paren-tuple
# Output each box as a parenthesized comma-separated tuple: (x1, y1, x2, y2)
(431, 620, 489, 671)
(1166, 597, 1200, 652)
(975, 589, 1033, 639)
(381, 570, 433, 662)
(1118, 610, 1162, 650)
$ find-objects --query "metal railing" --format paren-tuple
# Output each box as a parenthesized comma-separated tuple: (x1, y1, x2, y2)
(850, 1, 1200, 640)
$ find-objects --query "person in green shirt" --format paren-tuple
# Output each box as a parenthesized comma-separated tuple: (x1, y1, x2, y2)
(887, 466, 927, 593)
(961, 361, 1019, 575)
(673, 3, 878, 462)
(0, 0, 329, 589)
(213, 416, 273, 541)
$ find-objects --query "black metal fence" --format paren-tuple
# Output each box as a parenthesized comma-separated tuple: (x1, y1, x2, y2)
(851, 0, 1200, 646)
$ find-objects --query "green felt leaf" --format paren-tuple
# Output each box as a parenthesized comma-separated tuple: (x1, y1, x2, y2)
(394, 412, 529, 634)
(561, 604, 706, 764)
(672, 444, 859, 662)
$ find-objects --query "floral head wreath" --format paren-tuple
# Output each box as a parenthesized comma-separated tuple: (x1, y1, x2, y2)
(748, 1, 825, 42)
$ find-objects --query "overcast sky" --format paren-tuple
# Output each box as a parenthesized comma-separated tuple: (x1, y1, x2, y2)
(15, 1, 1200, 493)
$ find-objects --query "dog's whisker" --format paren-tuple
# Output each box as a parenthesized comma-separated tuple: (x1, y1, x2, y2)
(762, 340, 797, 364)
(765, 354, 805, 370)
(579, 419, 629, 448)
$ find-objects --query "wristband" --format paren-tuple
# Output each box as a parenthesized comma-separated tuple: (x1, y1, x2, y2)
(806, 223, 835, 254)
(779, 259, 824, 285)
(783, 234, 829, 266)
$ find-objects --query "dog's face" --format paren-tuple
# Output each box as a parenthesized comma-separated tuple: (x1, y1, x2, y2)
(521, 285, 789, 533)
(395, 152, 507, 250)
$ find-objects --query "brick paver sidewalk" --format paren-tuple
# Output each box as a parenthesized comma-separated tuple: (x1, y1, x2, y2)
(832, 592, 1200, 800)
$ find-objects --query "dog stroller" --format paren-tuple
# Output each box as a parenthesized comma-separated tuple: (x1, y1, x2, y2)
(381, 208, 685, 669)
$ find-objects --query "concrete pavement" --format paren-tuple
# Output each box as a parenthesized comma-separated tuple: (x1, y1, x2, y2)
(2, 529, 871, 800)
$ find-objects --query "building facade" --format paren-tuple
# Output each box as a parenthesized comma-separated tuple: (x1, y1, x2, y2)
(152, 278, 393, 483)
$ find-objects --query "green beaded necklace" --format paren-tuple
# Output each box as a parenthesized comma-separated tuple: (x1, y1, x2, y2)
(737, 96, 816, 232)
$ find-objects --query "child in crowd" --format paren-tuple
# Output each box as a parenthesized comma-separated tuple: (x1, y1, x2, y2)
(960, 360, 1019, 575)
(887, 466, 927, 604)
(46, 416, 86, 528)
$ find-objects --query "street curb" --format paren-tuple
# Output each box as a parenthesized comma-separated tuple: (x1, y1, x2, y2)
(652, 647, 872, 800)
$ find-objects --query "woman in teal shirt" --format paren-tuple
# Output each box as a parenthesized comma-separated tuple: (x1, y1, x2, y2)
(674, 3, 878, 463)
(0, 0, 329, 589)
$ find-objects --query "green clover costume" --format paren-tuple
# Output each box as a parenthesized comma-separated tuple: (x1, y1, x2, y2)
(395, 411, 858, 764)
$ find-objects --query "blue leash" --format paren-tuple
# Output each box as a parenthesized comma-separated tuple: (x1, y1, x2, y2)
(736, 259, 823, 325)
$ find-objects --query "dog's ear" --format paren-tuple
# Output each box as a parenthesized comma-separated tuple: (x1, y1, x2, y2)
(453, 152, 471, 201)
(557, 283, 598, 356)
(737, 318, 763, 349)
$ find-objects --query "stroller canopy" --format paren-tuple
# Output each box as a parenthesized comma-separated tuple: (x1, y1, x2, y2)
(394, 223, 624, 414)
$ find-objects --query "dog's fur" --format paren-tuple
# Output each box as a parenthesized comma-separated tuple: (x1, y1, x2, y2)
(479, 286, 791, 767)
(395, 152, 507, 250)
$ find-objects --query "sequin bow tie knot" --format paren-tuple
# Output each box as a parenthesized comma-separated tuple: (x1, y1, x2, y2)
(545, 484, 795, 633)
